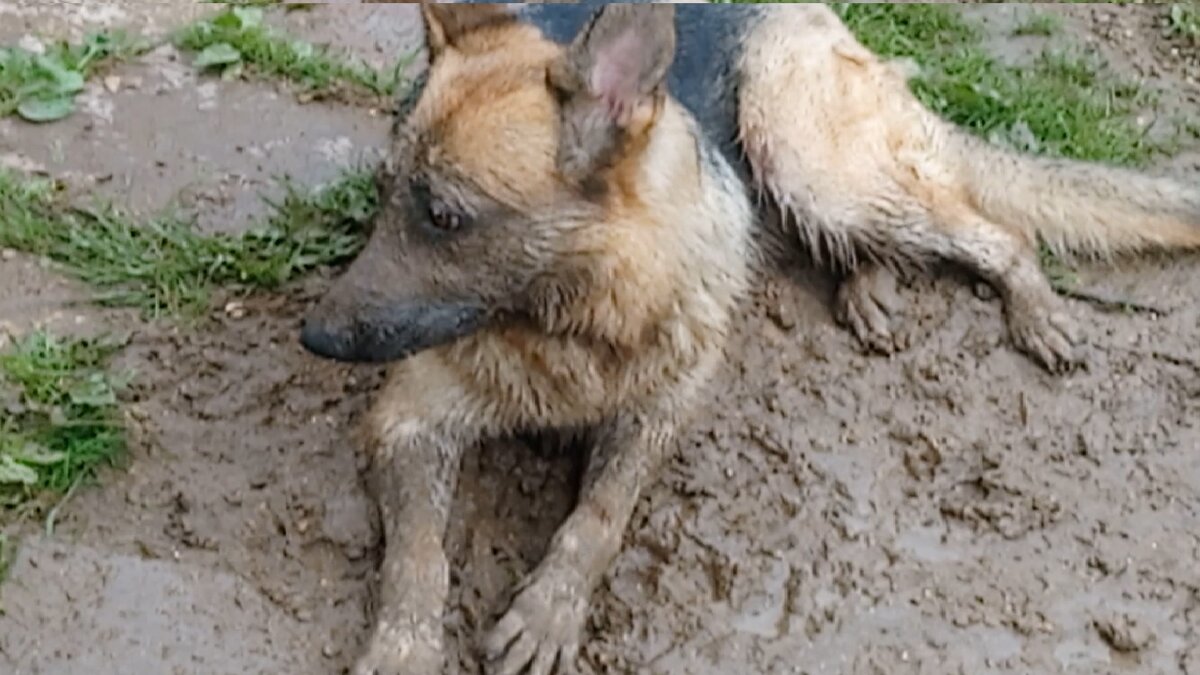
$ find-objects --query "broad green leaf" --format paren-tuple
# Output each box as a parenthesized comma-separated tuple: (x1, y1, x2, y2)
(0, 456, 38, 485)
(290, 41, 314, 60)
(16, 96, 76, 122)
(33, 56, 85, 93)
(67, 373, 116, 407)
(232, 6, 265, 29)
(12, 443, 66, 467)
(51, 71, 86, 95)
(194, 43, 242, 69)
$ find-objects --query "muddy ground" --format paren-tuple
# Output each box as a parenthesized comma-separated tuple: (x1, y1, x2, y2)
(1, 3, 1199, 675)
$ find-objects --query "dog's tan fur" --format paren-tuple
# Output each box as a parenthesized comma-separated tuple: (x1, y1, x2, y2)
(738, 5, 1200, 367)
(338, 7, 755, 674)
(301, 4, 1200, 674)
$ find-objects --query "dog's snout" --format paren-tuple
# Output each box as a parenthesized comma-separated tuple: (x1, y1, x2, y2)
(300, 317, 348, 361)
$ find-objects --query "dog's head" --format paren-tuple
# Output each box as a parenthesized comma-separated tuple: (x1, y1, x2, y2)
(301, 2, 684, 364)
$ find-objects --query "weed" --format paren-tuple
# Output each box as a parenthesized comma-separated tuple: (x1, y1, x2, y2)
(0, 31, 150, 122)
(0, 531, 13, 608)
(1014, 13, 1062, 38)
(0, 332, 128, 507)
(0, 168, 377, 317)
(176, 6, 412, 98)
(1169, 4, 1200, 41)
(835, 3, 1185, 291)
(831, 3, 1163, 166)
(715, 1, 1178, 288)
(0, 533, 12, 577)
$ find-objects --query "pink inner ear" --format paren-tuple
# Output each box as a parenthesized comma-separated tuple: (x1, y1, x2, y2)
(590, 32, 644, 124)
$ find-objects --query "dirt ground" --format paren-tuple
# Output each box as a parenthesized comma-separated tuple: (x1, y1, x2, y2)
(2, 3, 1199, 675)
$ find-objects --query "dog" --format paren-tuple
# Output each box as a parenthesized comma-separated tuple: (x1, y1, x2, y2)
(299, 3, 1200, 673)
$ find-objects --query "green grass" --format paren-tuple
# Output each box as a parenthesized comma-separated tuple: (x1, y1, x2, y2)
(827, 2, 1178, 289)
(830, 3, 1165, 166)
(712, 2, 1168, 165)
(0, 532, 12, 583)
(0, 31, 150, 122)
(0, 530, 12, 609)
(0, 532, 12, 575)
(176, 5, 412, 98)
(0, 168, 377, 318)
(1169, 3, 1200, 41)
(1013, 13, 1062, 38)
(716, 2, 1188, 288)
(0, 332, 128, 507)
(823, 2, 1183, 285)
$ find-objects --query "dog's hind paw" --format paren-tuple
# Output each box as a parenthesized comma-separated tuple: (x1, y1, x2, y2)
(835, 264, 909, 355)
(484, 569, 589, 675)
(1006, 298, 1081, 374)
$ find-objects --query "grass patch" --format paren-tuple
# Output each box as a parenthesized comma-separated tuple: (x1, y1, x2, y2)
(0, 531, 13, 610)
(0, 31, 150, 122)
(0, 168, 377, 318)
(176, 5, 412, 98)
(823, 3, 1180, 289)
(1014, 13, 1062, 38)
(831, 3, 1164, 166)
(714, 2, 1167, 163)
(1169, 3, 1200, 41)
(0, 532, 12, 581)
(0, 332, 128, 509)
(718, 1, 1184, 289)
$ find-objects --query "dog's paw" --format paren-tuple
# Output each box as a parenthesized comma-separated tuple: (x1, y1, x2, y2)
(353, 623, 444, 675)
(484, 570, 590, 675)
(835, 265, 909, 355)
(1006, 300, 1081, 374)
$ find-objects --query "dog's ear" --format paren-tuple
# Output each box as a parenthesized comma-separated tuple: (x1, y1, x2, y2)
(549, 4, 677, 187)
(421, 2, 517, 60)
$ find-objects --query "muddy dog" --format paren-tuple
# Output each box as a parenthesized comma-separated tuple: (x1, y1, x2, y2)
(300, 3, 1200, 673)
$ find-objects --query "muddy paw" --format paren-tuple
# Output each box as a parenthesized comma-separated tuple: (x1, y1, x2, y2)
(484, 572, 590, 675)
(835, 265, 908, 355)
(1006, 302, 1081, 373)
(353, 625, 444, 675)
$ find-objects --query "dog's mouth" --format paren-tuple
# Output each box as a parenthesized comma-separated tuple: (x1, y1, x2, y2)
(300, 302, 487, 364)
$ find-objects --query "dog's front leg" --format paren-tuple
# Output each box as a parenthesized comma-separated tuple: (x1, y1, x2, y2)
(354, 362, 481, 675)
(485, 413, 676, 675)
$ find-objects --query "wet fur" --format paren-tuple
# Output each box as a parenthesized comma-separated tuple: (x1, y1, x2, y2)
(734, 5, 1199, 369)
(302, 4, 1200, 675)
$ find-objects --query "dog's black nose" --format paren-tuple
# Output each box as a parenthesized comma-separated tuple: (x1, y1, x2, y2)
(300, 318, 343, 360)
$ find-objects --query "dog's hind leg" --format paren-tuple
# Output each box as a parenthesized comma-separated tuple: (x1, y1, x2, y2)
(735, 5, 926, 354)
(736, 5, 1078, 370)
(484, 412, 677, 675)
(352, 355, 488, 675)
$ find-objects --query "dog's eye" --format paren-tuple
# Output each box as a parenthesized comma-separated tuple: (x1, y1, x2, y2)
(429, 199, 464, 233)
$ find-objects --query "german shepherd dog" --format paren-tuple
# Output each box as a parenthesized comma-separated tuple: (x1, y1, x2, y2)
(300, 3, 1200, 673)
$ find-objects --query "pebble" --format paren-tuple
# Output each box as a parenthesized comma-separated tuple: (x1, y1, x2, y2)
(18, 35, 45, 55)
(224, 301, 248, 319)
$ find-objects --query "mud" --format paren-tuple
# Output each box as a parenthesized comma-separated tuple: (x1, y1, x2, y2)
(0, 251, 118, 349)
(2, 4, 1199, 675)
(0, 38, 390, 234)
